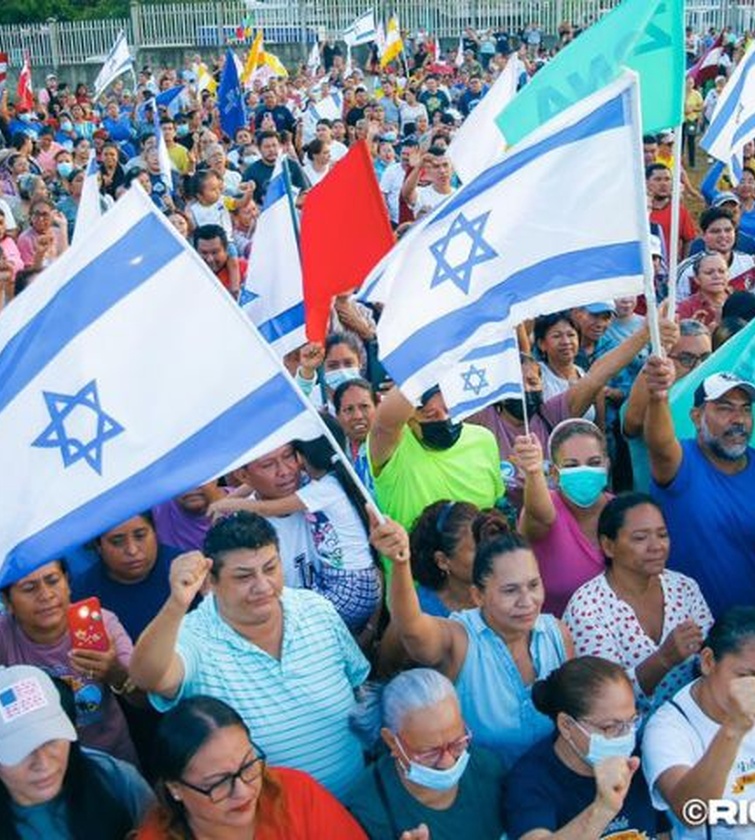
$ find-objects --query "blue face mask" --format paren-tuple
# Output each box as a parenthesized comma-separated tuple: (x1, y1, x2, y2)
(18, 113, 32, 123)
(397, 743, 471, 791)
(60, 120, 73, 132)
(324, 366, 360, 391)
(557, 465, 607, 508)
(57, 162, 73, 178)
(576, 723, 636, 767)
(176, 124, 190, 137)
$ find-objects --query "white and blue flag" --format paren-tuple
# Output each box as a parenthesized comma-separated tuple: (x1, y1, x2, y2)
(701, 43, 755, 186)
(439, 331, 523, 422)
(367, 71, 650, 403)
(93, 30, 134, 99)
(241, 163, 305, 357)
(343, 10, 377, 47)
(73, 150, 102, 245)
(0, 187, 324, 586)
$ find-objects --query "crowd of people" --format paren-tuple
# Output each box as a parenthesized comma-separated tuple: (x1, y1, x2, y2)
(2, 16, 755, 840)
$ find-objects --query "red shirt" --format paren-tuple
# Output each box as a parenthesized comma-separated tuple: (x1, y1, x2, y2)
(649, 201, 697, 259)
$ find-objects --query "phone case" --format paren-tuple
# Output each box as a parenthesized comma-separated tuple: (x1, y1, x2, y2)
(67, 597, 110, 652)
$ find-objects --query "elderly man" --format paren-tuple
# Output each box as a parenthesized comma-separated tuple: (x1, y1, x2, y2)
(129, 512, 370, 798)
(645, 363, 755, 616)
(347, 668, 504, 837)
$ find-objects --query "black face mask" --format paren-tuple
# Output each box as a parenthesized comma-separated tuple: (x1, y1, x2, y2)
(501, 391, 543, 422)
(419, 419, 463, 450)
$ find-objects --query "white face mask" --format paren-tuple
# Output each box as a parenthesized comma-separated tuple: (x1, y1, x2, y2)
(395, 737, 471, 790)
(324, 366, 360, 391)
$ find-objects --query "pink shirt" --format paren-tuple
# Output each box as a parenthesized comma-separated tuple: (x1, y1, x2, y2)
(17, 224, 68, 268)
(528, 490, 606, 617)
(1, 235, 24, 281)
(0, 610, 138, 764)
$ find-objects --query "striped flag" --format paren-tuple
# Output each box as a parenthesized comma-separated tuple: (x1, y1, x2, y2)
(151, 101, 174, 194)
(380, 17, 403, 68)
(241, 163, 306, 357)
(701, 43, 755, 186)
(0, 53, 7, 92)
(0, 186, 324, 587)
(16, 53, 33, 111)
(344, 10, 377, 47)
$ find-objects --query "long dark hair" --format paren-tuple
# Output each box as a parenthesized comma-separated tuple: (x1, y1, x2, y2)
(0, 680, 134, 839)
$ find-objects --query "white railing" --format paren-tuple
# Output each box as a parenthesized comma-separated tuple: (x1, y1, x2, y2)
(0, 0, 739, 68)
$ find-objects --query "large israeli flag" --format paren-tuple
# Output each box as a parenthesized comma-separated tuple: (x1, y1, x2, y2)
(343, 10, 377, 47)
(701, 42, 755, 185)
(241, 165, 306, 357)
(0, 187, 323, 586)
(368, 71, 650, 403)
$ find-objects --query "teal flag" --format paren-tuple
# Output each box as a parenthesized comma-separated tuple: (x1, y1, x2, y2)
(670, 317, 755, 440)
(496, 0, 684, 148)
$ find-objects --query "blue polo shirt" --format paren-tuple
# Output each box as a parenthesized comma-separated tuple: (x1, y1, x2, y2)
(150, 589, 370, 798)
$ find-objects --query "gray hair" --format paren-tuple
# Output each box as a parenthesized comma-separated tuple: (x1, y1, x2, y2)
(349, 669, 457, 748)
(679, 318, 709, 337)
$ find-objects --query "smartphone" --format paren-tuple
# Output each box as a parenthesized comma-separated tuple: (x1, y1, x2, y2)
(67, 597, 110, 652)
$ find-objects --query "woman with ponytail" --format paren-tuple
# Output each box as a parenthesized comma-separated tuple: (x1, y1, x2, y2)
(503, 656, 657, 840)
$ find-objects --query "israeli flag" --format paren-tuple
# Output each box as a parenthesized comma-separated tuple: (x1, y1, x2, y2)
(344, 10, 377, 47)
(368, 71, 650, 403)
(702, 43, 755, 185)
(439, 332, 523, 422)
(241, 163, 306, 357)
(93, 30, 133, 99)
(0, 187, 323, 586)
(73, 151, 102, 245)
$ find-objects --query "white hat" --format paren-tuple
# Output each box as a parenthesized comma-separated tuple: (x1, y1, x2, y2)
(694, 372, 755, 407)
(0, 666, 77, 766)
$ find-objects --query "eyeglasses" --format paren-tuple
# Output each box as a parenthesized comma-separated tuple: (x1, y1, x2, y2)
(398, 729, 472, 768)
(577, 715, 640, 738)
(178, 744, 266, 803)
(669, 351, 711, 369)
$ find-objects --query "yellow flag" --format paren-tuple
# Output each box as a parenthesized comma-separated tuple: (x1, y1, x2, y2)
(260, 49, 289, 78)
(380, 16, 403, 68)
(195, 62, 217, 94)
(241, 30, 263, 84)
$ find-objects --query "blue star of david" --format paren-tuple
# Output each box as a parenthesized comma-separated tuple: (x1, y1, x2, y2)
(32, 380, 124, 475)
(429, 211, 498, 294)
(461, 364, 489, 396)
(238, 287, 260, 307)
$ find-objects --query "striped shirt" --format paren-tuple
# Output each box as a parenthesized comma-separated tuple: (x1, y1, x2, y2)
(150, 589, 370, 798)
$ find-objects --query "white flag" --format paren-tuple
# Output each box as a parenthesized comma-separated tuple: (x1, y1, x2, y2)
(365, 72, 651, 402)
(0, 187, 325, 586)
(307, 41, 321, 72)
(241, 167, 306, 357)
(73, 151, 102, 245)
(93, 31, 133, 99)
(448, 52, 522, 183)
(344, 10, 377, 47)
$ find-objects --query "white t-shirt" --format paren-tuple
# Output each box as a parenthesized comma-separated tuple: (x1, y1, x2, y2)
(188, 199, 233, 240)
(295, 473, 372, 571)
(380, 162, 406, 224)
(643, 681, 755, 840)
(413, 184, 454, 217)
(329, 140, 349, 162)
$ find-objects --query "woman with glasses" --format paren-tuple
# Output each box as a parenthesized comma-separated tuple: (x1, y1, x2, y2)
(643, 607, 755, 839)
(504, 657, 658, 840)
(135, 695, 366, 839)
(563, 494, 713, 717)
(346, 668, 505, 839)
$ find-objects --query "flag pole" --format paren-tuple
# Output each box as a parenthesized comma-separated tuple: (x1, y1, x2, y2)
(513, 328, 530, 438)
(666, 126, 683, 316)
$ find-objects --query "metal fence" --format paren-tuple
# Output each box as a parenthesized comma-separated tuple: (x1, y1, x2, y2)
(0, 0, 742, 69)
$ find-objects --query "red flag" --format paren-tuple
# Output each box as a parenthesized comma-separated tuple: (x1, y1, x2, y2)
(0, 53, 7, 90)
(16, 54, 33, 111)
(300, 141, 394, 344)
(687, 33, 724, 87)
